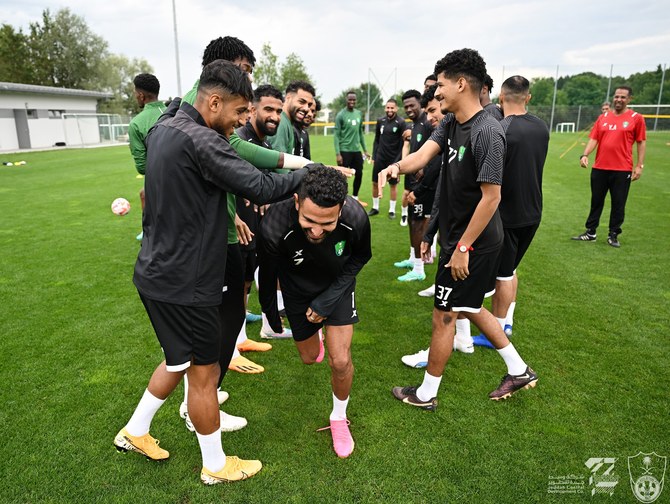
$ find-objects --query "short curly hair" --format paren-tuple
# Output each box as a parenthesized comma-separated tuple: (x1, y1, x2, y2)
(402, 89, 422, 102)
(297, 164, 348, 208)
(133, 73, 160, 96)
(201, 36, 256, 69)
(286, 80, 316, 97)
(434, 48, 487, 94)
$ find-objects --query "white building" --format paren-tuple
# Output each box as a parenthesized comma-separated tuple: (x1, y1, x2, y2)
(0, 82, 112, 151)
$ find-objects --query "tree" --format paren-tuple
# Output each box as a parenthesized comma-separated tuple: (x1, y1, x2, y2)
(253, 42, 315, 93)
(97, 54, 154, 115)
(562, 73, 604, 105)
(27, 8, 109, 89)
(330, 83, 384, 118)
(0, 24, 33, 83)
(253, 42, 281, 89)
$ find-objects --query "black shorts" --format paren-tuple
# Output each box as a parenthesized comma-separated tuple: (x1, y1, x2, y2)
(411, 190, 435, 220)
(340, 151, 363, 171)
(139, 292, 221, 371)
(284, 283, 359, 342)
(372, 159, 398, 185)
(497, 224, 539, 280)
(433, 248, 501, 312)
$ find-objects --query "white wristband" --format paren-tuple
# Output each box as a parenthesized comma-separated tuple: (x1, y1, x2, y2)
(283, 153, 311, 169)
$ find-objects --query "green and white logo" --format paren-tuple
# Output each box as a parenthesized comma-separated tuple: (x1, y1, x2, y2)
(335, 241, 346, 256)
(393, 126, 398, 133)
(623, 121, 630, 128)
(417, 133, 423, 142)
(458, 145, 466, 161)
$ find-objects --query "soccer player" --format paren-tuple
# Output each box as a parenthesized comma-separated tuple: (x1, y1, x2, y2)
(379, 49, 538, 407)
(480, 74, 503, 121)
(424, 74, 437, 92)
(128, 73, 165, 241)
(368, 98, 407, 218)
(267, 80, 316, 157)
(114, 60, 309, 484)
(334, 91, 370, 205)
(258, 165, 372, 458)
(471, 76, 549, 348)
(572, 86, 646, 247)
(393, 89, 437, 282)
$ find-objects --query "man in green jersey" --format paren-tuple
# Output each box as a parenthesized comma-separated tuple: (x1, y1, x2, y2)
(128, 73, 165, 241)
(334, 91, 370, 205)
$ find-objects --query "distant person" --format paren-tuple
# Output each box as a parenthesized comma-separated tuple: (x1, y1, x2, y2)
(334, 91, 370, 205)
(424, 74, 437, 92)
(128, 73, 165, 241)
(480, 74, 503, 121)
(601, 102, 610, 114)
(572, 86, 646, 247)
(114, 60, 308, 485)
(258, 165, 372, 458)
(472, 76, 550, 348)
(368, 98, 406, 218)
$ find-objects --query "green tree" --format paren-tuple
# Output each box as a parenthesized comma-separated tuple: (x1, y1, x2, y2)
(279, 52, 313, 90)
(0, 24, 33, 83)
(97, 54, 154, 115)
(27, 8, 108, 89)
(253, 42, 280, 88)
(529, 77, 555, 106)
(330, 83, 384, 117)
(562, 73, 605, 105)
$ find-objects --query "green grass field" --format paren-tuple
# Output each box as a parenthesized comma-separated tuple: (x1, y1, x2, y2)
(1, 132, 669, 503)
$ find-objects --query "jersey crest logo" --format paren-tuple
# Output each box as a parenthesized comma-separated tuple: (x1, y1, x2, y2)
(334, 241, 345, 256)
(393, 126, 398, 133)
(293, 249, 304, 265)
(416, 133, 422, 143)
(623, 121, 629, 128)
(458, 145, 466, 162)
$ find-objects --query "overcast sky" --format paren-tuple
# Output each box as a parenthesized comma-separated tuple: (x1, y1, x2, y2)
(2, 0, 669, 104)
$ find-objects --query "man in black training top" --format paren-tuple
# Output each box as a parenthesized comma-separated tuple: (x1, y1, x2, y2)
(258, 165, 372, 459)
(368, 98, 407, 218)
(379, 48, 538, 408)
(114, 60, 308, 486)
(472, 75, 549, 348)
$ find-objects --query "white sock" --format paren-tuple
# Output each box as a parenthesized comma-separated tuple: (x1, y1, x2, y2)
(196, 430, 226, 472)
(416, 371, 442, 402)
(183, 375, 189, 404)
(353, 195, 359, 201)
(373, 197, 380, 210)
(277, 290, 285, 312)
(237, 320, 248, 344)
(254, 267, 259, 290)
(389, 199, 397, 213)
(409, 247, 415, 262)
(455, 318, 471, 339)
(506, 302, 516, 326)
(496, 317, 506, 330)
(412, 256, 424, 275)
(497, 343, 527, 375)
(125, 389, 166, 437)
(330, 393, 349, 421)
(401, 206, 408, 217)
(261, 312, 273, 333)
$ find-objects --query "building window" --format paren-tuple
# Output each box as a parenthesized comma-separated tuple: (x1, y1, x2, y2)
(26, 109, 38, 119)
(48, 109, 65, 119)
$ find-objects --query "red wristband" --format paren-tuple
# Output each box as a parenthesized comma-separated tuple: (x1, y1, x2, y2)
(457, 242, 474, 252)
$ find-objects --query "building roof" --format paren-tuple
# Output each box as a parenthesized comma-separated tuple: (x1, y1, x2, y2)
(0, 82, 112, 99)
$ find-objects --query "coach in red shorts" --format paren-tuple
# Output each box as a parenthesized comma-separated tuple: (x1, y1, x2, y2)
(572, 86, 646, 248)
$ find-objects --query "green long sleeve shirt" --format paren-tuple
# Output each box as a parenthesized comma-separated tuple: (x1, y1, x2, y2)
(334, 108, 367, 154)
(266, 111, 294, 155)
(182, 79, 283, 243)
(128, 101, 166, 175)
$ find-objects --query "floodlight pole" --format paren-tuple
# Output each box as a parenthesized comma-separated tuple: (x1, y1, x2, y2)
(367, 68, 371, 134)
(654, 64, 666, 132)
(172, 0, 182, 96)
(549, 65, 559, 132)
(605, 64, 613, 104)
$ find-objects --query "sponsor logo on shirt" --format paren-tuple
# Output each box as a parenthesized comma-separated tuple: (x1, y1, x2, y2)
(381, 125, 384, 134)
(351, 119, 357, 126)
(335, 241, 345, 256)
(293, 249, 304, 265)
(458, 145, 466, 162)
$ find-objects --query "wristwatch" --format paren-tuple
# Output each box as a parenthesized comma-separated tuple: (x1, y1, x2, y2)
(457, 242, 472, 253)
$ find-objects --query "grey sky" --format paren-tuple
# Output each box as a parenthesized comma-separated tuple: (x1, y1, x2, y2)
(2, 0, 669, 104)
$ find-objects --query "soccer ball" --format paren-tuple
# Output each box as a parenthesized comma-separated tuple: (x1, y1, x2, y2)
(111, 197, 131, 216)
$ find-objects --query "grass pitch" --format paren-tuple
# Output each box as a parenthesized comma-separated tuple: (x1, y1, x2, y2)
(0, 132, 668, 503)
